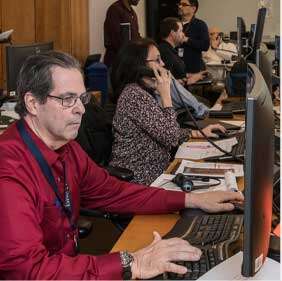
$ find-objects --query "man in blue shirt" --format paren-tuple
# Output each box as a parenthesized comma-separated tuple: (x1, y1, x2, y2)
(178, 0, 210, 73)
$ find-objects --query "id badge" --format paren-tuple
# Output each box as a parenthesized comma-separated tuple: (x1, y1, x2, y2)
(178, 48, 184, 58)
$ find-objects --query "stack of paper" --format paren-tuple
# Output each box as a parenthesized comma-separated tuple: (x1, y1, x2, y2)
(175, 160, 244, 177)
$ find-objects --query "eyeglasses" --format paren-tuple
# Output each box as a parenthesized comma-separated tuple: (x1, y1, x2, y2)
(47, 91, 91, 108)
(146, 56, 162, 64)
(178, 3, 193, 7)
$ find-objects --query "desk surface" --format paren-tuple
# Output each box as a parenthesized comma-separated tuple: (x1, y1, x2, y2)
(111, 158, 244, 253)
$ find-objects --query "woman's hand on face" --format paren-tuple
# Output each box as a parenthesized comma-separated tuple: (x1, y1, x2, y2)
(152, 65, 172, 108)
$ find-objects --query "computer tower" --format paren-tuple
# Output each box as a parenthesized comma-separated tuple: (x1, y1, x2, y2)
(146, 0, 179, 41)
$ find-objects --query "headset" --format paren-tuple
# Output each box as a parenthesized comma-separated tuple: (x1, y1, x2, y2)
(172, 173, 221, 193)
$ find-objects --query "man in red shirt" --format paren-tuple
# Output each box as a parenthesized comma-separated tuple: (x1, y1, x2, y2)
(104, 0, 141, 67)
(0, 51, 243, 279)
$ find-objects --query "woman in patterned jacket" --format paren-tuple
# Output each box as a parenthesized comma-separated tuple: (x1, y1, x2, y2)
(110, 38, 224, 185)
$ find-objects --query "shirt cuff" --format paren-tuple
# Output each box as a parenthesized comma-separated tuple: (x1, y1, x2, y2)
(163, 190, 186, 211)
(94, 252, 122, 280)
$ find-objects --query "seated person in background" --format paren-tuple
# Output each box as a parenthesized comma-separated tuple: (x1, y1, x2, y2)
(203, 27, 238, 64)
(111, 40, 209, 119)
(0, 51, 244, 279)
(110, 38, 225, 185)
(159, 17, 208, 86)
(167, 76, 209, 119)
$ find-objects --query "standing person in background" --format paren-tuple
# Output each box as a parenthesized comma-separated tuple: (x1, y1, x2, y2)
(104, 0, 141, 68)
(178, 0, 210, 73)
(159, 17, 208, 85)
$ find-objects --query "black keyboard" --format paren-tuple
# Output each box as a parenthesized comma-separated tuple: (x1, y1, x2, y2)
(205, 132, 245, 162)
(165, 247, 221, 280)
(221, 100, 246, 113)
(231, 132, 245, 157)
(163, 214, 244, 280)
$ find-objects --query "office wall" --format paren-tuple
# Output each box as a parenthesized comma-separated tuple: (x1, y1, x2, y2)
(89, 0, 146, 57)
(197, 0, 280, 38)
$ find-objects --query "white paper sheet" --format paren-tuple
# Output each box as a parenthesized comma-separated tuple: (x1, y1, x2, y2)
(1, 110, 19, 120)
(175, 138, 238, 160)
(199, 251, 280, 280)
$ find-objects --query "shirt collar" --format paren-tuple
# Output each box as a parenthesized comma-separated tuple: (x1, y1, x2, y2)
(20, 119, 69, 166)
(161, 40, 178, 53)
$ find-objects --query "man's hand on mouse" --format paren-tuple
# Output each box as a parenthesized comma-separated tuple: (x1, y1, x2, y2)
(185, 190, 244, 213)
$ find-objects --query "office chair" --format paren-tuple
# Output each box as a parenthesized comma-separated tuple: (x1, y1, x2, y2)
(76, 97, 134, 238)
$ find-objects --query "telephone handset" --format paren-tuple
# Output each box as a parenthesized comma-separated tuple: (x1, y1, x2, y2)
(138, 67, 162, 78)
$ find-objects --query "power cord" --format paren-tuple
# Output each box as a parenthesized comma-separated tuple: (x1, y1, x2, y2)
(172, 78, 244, 162)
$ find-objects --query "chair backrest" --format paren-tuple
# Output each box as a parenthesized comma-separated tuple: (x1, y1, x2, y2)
(76, 98, 116, 166)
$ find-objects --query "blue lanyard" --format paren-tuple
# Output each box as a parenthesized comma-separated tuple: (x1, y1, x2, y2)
(16, 119, 75, 229)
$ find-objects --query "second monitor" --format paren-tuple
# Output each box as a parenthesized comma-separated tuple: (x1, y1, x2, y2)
(6, 42, 54, 96)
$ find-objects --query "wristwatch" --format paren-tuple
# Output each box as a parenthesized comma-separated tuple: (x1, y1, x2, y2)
(120, 251, 134, 280)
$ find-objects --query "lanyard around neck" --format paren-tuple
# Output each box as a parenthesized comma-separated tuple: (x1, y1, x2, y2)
(16, 119, 75, 228)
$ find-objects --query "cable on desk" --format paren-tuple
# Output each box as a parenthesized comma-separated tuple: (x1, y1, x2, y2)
(172, 78, 244, 163)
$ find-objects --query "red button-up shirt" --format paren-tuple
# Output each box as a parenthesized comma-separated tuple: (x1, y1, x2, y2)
(0, 120, 185, 279)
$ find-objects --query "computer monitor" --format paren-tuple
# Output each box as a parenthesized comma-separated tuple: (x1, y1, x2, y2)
(256, 46, 273, 93)
(242, 63, 274, 277)
(248, 7, 267, 62)
(275, 35, 280, 61)
(237, 17, 247, 58)
(6, 42, 54, 95)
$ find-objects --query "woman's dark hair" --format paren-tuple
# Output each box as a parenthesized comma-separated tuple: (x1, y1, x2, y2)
(15, 51, 82, 117)
(110, 38, 158, 104)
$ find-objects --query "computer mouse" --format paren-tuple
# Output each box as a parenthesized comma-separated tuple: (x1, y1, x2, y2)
(211, 129, 228, 138)
(230, 201, 244, 212)
(211, 129, 238, 139)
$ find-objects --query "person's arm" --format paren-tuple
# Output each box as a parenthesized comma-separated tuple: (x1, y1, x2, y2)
(129, 190, 244, 279)
(184, 21, 210, 52)
(76, 145, 185, 214)
(170, 78, 209, 117)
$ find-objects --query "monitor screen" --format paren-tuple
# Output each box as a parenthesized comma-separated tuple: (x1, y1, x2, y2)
(275, 35, 280, 61)
(256, 46, 273, 93)
(6, 42, 54, 95)
(248, 7, 267, 62)
(237, 17, 247, 58)
(242, 63, 274, 277)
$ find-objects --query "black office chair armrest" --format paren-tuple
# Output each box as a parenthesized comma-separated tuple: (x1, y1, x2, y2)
(106, 165, 134, 181)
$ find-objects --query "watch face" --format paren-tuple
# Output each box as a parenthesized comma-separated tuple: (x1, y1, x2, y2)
(120, 251, 133, 280)
(120, 251, 134, 267)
